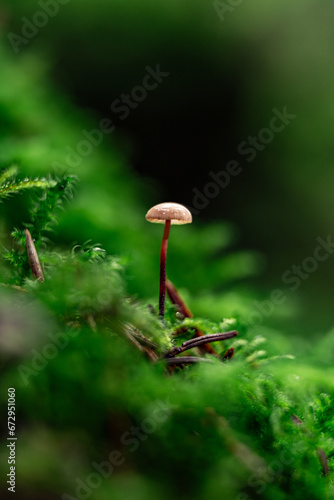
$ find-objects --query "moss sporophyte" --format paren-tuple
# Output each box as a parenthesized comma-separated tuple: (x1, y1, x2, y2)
(145, 202, 192, 320)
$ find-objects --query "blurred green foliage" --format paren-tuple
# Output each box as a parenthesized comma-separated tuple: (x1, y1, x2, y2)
(1, 2, 334, 499)
(0, 33, 265, 324)
(2, 0, 334, 335)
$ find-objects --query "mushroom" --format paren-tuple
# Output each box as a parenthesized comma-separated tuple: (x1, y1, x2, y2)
(145, 202, 192, 320)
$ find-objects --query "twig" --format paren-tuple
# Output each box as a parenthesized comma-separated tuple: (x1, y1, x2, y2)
(25, 229, 44, 281)
(164, 330, 238, 358)
(291, 415, 330, 476)
(122, 323, 159, 362)
(205, 408, 270, 479)
(0, 283, 26, 293)
(130, 329, 159, 350)
(291, 414, 303, 425)
(162, 356, 213, 366)
(222, 347, 235, 360)
(166, 279, 193, 318)
(317, 448, 330, 476)
(166, 279, 218, 356)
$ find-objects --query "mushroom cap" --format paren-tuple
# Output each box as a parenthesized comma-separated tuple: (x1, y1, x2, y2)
(146, 202, 192, 225)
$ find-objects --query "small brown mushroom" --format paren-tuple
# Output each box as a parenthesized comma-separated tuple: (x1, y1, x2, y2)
(146, 202, 192, 319)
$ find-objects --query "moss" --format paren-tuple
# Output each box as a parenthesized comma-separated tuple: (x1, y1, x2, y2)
(0, 39, 333, 500)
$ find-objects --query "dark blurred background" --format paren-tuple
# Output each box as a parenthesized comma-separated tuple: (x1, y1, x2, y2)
(1, 0, 334, 335)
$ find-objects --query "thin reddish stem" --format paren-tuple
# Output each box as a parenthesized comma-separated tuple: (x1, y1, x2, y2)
(159, 219, 171, 319)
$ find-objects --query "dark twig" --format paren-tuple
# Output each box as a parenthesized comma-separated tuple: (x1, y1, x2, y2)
(291, 415, 330, 476)
(291, 414, 303, 425)
(162, 356, 213, 366)
(164, 331, 238, 358)
(122, 323, 159, 362)
(222, 347, 235, 361)
(166, 279, 218, 356)
(130, 329, 159, 350)
(317, 448, 330, 476)
(166, 279, 193, 318)
(205, 408, 269, 478)
(25, 229, 44, 281)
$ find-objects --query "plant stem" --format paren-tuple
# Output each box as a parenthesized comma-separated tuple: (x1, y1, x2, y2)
(166, 278, 193, 318)
(164, 331, 238, 358)
(25, 229, 44, 282)
(162, 356, 213, 366)
(159, 219, 171, 320)
(166, 279, 219, 355)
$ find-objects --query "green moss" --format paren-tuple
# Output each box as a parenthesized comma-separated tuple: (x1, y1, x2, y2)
(0, 38, 333, 500)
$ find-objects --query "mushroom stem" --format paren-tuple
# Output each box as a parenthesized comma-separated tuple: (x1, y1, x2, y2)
(159, 219, 171, 319)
